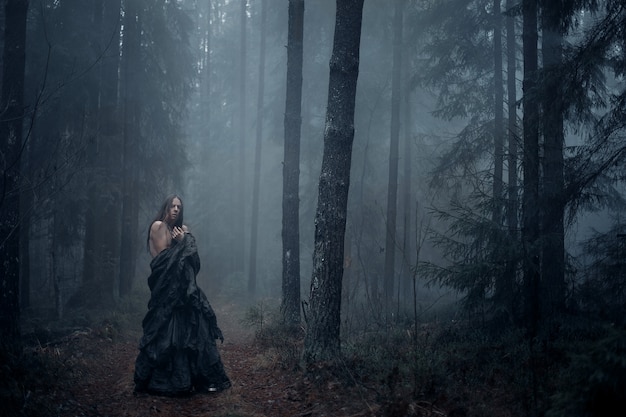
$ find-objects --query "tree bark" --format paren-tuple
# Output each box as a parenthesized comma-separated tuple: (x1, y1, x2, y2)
(238, 0, 248, 285)
(18, 0, 32, 311)
(540, 2, 565, 319)
(303, 0, 364, 365)
(82, 0, 123, 302)
(0, 0, 28, 346)
(522, 0, 540, 336)
(82, 0, 103, 294)
(400, 50, 413, 307)
(119, 0, 141, 302)
(493, 0, 504, 227)
(492, 0, 507, 313)
(383, 0, 403, 309)
(504, 0, 518, 319)
(101, 0, 124, 298)
(281, 0, 304, 328)
(248, 0, 267, 298)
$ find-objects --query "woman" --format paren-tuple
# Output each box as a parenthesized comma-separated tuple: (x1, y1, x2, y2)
(134, 194, 231, 396)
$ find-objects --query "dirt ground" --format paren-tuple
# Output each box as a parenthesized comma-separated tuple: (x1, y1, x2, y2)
(17, 302, 428, 417)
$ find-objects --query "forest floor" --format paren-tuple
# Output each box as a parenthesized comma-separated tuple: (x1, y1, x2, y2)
(13, 301, 452, 417)
(6, 298, 621, 417)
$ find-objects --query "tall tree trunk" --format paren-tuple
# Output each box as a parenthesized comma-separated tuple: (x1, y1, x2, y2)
(281, 0, 304, 328)
(119, 0, 141, 302)
(303, 0, 364, 365)
(17, 0, 33, 309)
(493, 0, 504, 226)
(540, 3, 565, 320)
(248, 0, 267, 297)
(83, 0, 123, 305)
(237, 0, 248, 281)
(504, 0, 518, 320)
(492, 0, 506, 313)
(0, 0, 28, 346)
(100, 0, 124, 297)
(205, 0, 212, 136)
(400, 53, 413, 308)
(19, 182, 30, 311)
(52, 198, 64, 319)
(203, 0, 221, 291)
(383, 0, 403, 310)
(522, 0, 540, 336)
(82, 0, 104, 295)
(82, 0, 123, 301)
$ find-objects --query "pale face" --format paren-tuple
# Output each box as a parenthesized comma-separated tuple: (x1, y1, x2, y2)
(165, 197, 182, 225)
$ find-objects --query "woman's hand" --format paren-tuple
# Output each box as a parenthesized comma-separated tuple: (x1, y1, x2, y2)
(171, 226, 185, 242)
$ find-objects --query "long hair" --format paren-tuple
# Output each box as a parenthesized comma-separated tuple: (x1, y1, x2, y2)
(146, 194, 184, 251)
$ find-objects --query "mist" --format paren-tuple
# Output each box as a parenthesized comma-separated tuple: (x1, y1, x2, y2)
(2, 1, 626, 416)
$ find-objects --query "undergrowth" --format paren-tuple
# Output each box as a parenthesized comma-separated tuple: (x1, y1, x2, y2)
(4, 287, 151, 417)
(0, 341, 66, 417)
(10, 297, 621, 417)
(241, 298, 626, 417)
(241, 300, 304, 371)
(546, 325, 626, 417)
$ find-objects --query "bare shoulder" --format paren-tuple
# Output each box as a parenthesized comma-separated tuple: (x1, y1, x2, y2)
(150, 220, 165, 232)
(151, 221, 167, 234)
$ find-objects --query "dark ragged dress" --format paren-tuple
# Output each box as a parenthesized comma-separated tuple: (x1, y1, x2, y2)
(134, 233, 230, 396)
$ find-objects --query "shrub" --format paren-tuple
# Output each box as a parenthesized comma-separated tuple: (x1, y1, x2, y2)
(547, 326, 626, 417)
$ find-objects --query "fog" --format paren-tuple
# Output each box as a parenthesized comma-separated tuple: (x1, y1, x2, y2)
(4, 2, 626, 416)
(174, 0, 455, 304)
(3, 0, 622, 328)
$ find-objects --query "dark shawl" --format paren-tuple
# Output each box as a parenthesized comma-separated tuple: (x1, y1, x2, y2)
(134, 233, 229, 395)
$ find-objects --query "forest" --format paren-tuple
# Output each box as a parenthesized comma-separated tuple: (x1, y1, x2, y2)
(1, 0, 626, 416)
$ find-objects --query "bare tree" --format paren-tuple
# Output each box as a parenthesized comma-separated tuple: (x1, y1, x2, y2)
(383, 0, 404, 310)
(400, 39, 413, 308)
(119, 0, 141, 300)
(248, 0, 267, 298)
(540, 0, 566, 319)
(493, 0, 504, 226)
(239, 0, 248, 287)
(281, 0, 304, 328)
(503, 0, 518, 319)
(82, 0, 123, 303)
(492, 0, 507, 314)
(0, 0, 28, 346)
(303, 0, 364, 365)
(522, 0, 540, 336)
